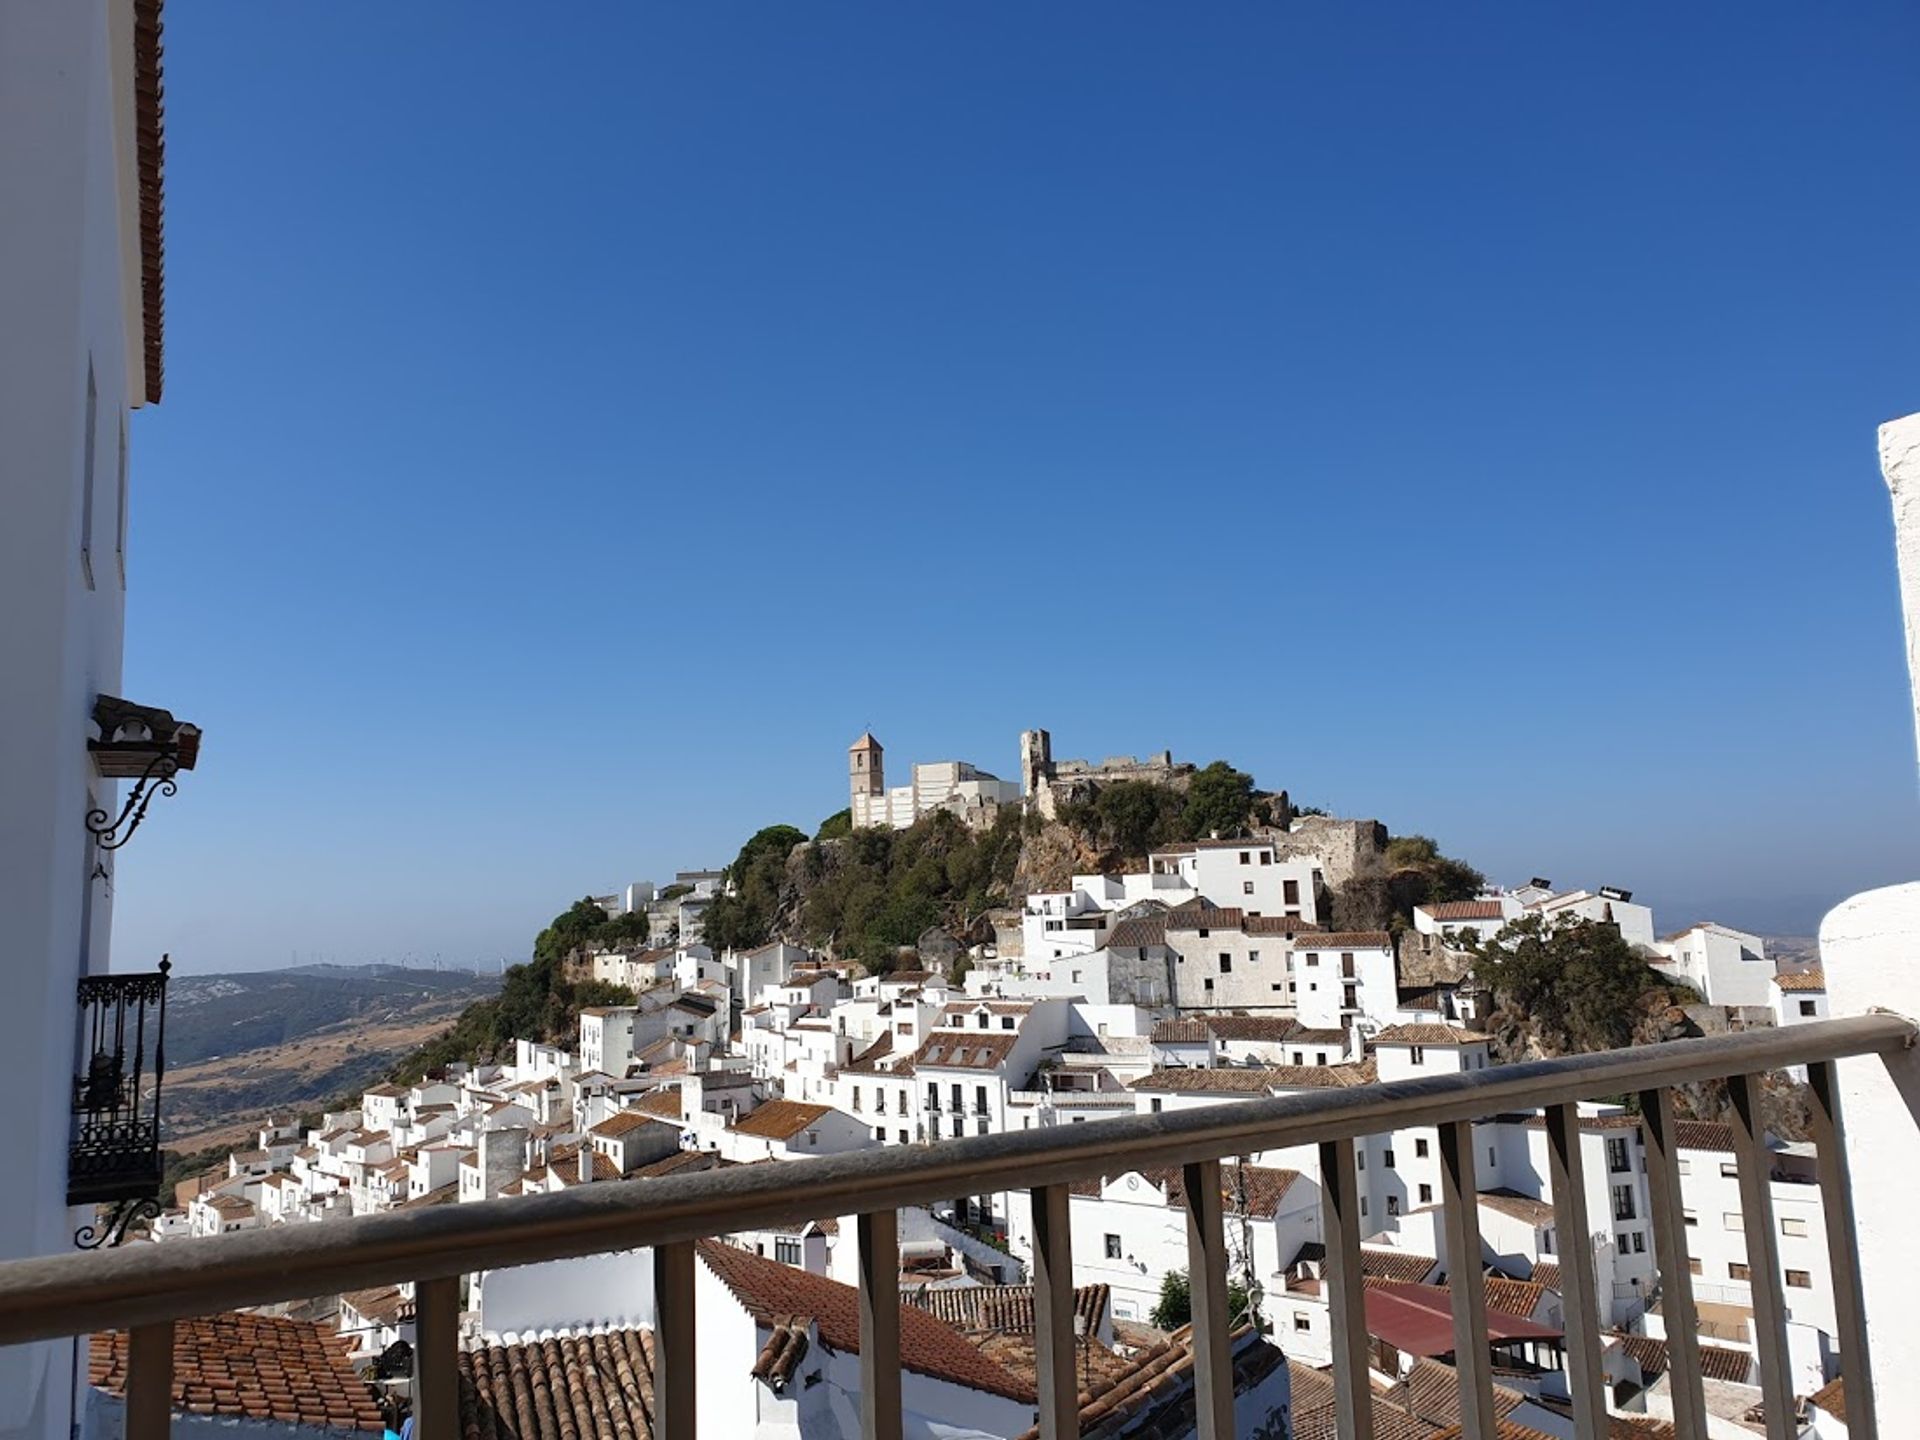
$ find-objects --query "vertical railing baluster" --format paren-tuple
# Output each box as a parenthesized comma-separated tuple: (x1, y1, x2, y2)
(1728, 1073, 1795, 1440)
(653, 1241, 697, 1440)
(125, 1321, 174, 1440)
(857, 1210, 903, 1440)
(1317, 1137, 1373, 1440)
(1809, 1060, 1877, 1440)
(1183, 1159, 1234, 1440)
(413, 1276, 459, 1440)
(1439, 1120, 1496, 1440)
(1544, 1105, 1606, 1440)
(1031, 1184, 1079, 1440)
(1641, 1086, 1709, 1439)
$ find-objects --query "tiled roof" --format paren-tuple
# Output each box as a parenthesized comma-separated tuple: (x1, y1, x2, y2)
(1150, 1019, 1213, 1044)
(1012, 1326, 1285, 1440)
(460, 1327, 655, 1440)
(1610, 1333, 1751, 1383)
(1105, 917, 1168, 948)
(908, 1283, 1109, 1336)
(914, 1033, 1018, 1070)
(133, 0, 165, 401)
(1244, 915, 1323, 936)
(1371, 1023, 1490, 1045)
(1482, 1278, 1546, 1317)
(751, 1318, 810, 1389)
(1673, 1120, 1735, 1152)
(1527, 1261, 1562, 1292)
(1200, 1015, 1298, 1042)
(842, 1032, 897, 1073)
(591, 1109, 656, 1138)
(1808, 1374, 1845, 1421)
(341, 1286, 411, 1327)
(1130, 1067, 1279, 1095)
(729, 1099, 832, 1141)
(1773, 966, 1825, 992)
(1358, 1247, 1439, 1285)
(1291, 930, 1393, 949)
(696, 1240, 1035, 1402)
(1475, 1189, 1556, 1225)
(1129, 1061, 1375, 1093)
(1166, 905, 1245, 931)
(89, 1313, 382, 1433)
(1423, 900, 1508, 921)
(630, 1151, 734, 1179)
(630, 1087, 682, 1120)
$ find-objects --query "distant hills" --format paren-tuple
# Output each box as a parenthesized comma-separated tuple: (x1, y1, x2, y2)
(159, 965, 499, 1147)
(166, 964, 500, 1065)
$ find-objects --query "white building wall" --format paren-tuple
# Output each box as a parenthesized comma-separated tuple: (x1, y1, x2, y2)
(1, 2, 151, 1435)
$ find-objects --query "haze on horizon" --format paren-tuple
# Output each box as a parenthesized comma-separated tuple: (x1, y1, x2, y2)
(113, 4, 1920, 975)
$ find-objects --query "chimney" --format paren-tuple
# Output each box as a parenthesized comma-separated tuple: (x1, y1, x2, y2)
(478, 1125, 528, 1200)
(579, 1143, 594, 1185)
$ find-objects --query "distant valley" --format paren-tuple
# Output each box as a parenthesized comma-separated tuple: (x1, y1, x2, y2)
(160, 965, 498, 1149)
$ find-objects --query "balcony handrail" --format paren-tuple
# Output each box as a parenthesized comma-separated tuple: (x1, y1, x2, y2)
(0, 1013, 1905, 1345)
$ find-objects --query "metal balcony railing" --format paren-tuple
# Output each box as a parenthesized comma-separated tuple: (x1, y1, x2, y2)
(0, 1016, 1904, 1440)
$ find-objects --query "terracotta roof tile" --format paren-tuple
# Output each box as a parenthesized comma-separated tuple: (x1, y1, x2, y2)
(1291, 930, 1393, 949)
(1011, 1325, 1284, 1440)
(1422, 901, 1508, 921)
(1772, 967, 1825, 992)
(909, 1284, 1109, 1336)
(729, 1099, 833, 1141)
(1105, 917, 1168, 948)
(90, 1313, 381, 1432)
(1371, 1023, 1491, 1045)
(591, 1109, 655, 1138)
(460, 1327, 655, 1440)
(1673, 1120, 1735, 1152)
(913, 1033, 1019, 1070)
(1808, 1374, 1845, 1421)
(697, 1240, 1035, 1401)
(1610, 1333, 1751, 1383)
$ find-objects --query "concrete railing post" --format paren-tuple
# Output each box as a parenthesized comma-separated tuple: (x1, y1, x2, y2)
(1813, 411, 1920, 1421)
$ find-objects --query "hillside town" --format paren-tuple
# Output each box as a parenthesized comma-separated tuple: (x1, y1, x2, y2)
(134, 730, 1855, 1439)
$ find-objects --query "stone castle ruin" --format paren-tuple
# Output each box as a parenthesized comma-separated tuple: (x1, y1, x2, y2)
(1017, 728, 1192, 821)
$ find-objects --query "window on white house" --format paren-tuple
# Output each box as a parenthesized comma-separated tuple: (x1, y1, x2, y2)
(1105, 1234, 1123, 1259)
(1632, 1232, 1645, 1253)
(1204, 978, 1214, 992)
(1304, 953, 1319, 967)
(1239, 852, 1250, 865)
(1683, 1209, 1698, 1227)
(1293, 1313, 1311, 1332)
(1220, 955, 1232, 973)
(776, 1239, 801, 1265)
(1723, 1212, 1743, 1231)
(1729, 1261, 1751, 1281)
(1383, 1150, 1396, 1169)
(1721, 1162, 1739, 1179)
(1408, 1046, 1425, 1065)
(1799, 1000, 1816, 1017)
(1150, 1098, 1163, 1113)
(1786, 1269, 1812, 1288)
(1415, 1137, 1429, 1158)
(1261, 853, 1271, 865)
(1249, 949, 1260, 963)
(1419, 1183, 1433, 1204)
(1781, 1217, 1808, 1237)
(1386, 1196, 1400, 1217)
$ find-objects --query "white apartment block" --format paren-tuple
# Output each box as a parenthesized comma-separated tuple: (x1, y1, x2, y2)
(1655, 921, 1774, 1007)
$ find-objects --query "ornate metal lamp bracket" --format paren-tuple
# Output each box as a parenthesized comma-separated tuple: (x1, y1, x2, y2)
(74, 1196, 165, 1250)
(86, 751, 180, 851)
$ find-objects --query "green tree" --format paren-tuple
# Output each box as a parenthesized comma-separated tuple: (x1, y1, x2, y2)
(1182, 762, 1256, 839)
(1466, 914, 1673, 1054)
(1091, 780, 1186, 857)
(815, 809, 852, 841)
(1148, 1268, 1260, 1331)
(533, 897, 610, 965)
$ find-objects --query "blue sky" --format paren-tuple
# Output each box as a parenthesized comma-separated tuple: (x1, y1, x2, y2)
(119, 4, 1920, 972)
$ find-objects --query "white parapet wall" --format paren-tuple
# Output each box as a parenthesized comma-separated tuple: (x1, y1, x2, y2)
(1813, 411, 1920, 1419)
